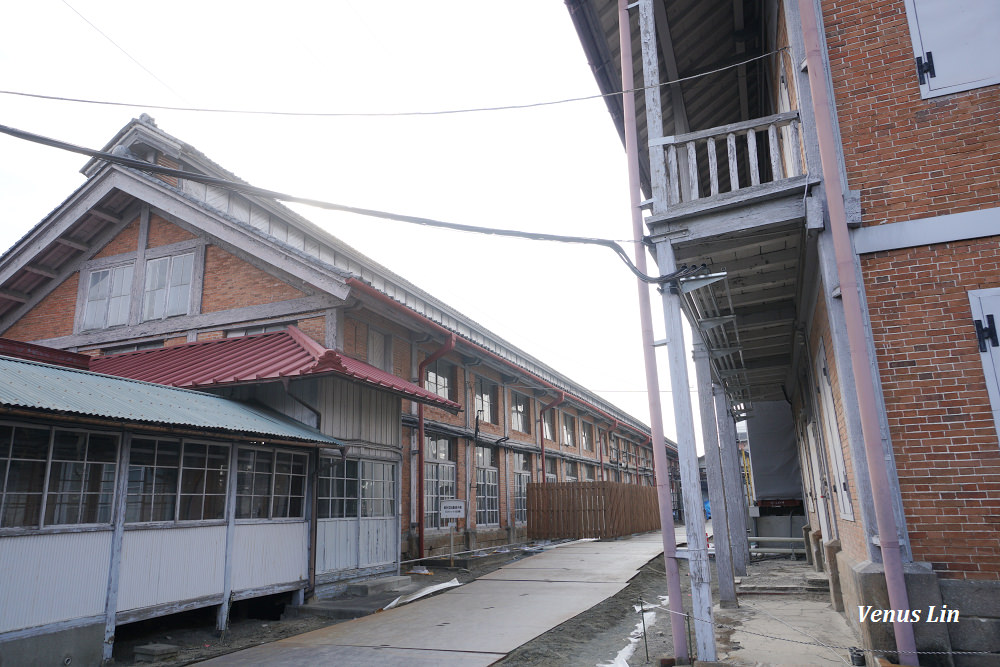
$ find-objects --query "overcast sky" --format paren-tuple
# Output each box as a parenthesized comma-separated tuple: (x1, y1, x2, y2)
(0, 1, 708, 447)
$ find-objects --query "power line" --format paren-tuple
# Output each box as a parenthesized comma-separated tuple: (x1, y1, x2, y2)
(0, 122, 706, 286)
(59, 0, 182, 100)
(0, 47, 785, 118)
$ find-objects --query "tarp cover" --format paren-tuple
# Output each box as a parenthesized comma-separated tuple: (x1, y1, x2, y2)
(745, 400, 802, 500)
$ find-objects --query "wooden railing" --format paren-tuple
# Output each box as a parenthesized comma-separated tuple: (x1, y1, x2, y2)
(527, 481, 660, 540)
(650, 110, 803, 206)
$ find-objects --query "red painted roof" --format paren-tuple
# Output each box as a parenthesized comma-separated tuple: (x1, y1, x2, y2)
(90, 326, 461, 413)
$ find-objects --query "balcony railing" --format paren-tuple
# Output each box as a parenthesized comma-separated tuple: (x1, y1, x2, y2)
(650, 110, 803, 208)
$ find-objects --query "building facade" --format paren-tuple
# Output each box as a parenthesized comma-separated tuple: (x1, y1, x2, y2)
(568, 0, 1000, 662)
(0, 116, 679, 600)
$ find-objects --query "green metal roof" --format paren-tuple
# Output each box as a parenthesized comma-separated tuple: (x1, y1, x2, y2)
(0, 354, 343, 445)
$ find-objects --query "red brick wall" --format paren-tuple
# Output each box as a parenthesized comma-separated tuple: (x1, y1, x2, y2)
(862, 239, 1000, 579)
(146, 214, 194, 249)
(201, 245, 305, 313)
(821, 0, 1000, 227)
(94, 217, 140, 259)
(296, 315, 326, 347)
(2, 274, 79, 341)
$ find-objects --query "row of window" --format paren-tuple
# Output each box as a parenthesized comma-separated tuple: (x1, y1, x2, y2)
(83, 252, 195, 331)
(0, 423, 398, 529)
(423, 438, 612, 529)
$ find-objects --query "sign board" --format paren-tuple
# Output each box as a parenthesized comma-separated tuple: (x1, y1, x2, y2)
(440, 499, 465, 520)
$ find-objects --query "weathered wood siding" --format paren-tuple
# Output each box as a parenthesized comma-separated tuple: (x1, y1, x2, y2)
(527, 482, 660, 540)
(317, 519, 358, 572)
(320, 378, 400, 446)
(0, 532, 111, 632)
(231, 522, 308, 591)
(117, 526, 226, 611)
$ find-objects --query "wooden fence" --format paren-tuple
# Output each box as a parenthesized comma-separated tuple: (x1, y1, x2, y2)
(526, 481, 660, 540)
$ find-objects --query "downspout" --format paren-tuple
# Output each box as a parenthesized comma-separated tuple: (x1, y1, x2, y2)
(417, 333, 457, 558)
(538, 391, 566, 483)
(797, 2, 918, 662)
(618, 0, 690, 660)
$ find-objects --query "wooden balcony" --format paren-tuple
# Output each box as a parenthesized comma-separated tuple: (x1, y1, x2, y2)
(646, 110, 817, 240)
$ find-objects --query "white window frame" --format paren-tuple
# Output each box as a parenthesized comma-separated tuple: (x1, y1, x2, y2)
(814, 341, 855, 521)
(969, 287, 1000, 442)
(902, 0, 1000, 98)
(561, 413, 576, 447)
(474, 377, 499, 424)
(510, 392, 531, 434)
(424, 360, 456, 402)
(142, 252, 195, 322)
(81, 262, 134, 331)
(424, 436, 456, 529)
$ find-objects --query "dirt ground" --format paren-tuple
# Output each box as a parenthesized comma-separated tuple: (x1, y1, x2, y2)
(109, 547, 542, 665)
(110, 543, 813, 666)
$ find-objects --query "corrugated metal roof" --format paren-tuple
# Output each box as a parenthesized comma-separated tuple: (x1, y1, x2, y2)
(0, 354, 342, 444)
(90, 326, 462, 413)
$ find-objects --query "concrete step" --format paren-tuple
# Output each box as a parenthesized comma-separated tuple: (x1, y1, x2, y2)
(284, 595, 395, 621)
(345, 575, 411, 597)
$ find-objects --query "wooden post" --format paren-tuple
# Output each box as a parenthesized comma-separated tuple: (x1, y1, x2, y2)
(716, 391, 749, 575)
(103, 431, 131, 664)
(693, 344, 737, 608)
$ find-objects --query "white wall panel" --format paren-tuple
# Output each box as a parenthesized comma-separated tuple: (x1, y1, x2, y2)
(359, 518, 397, 568)
(231, 522, 308, 591)
(117, 526, 226, 612)
(316, 519, 358, 573)
(321, 379, 400, 447)
(0, 532, 111, 632)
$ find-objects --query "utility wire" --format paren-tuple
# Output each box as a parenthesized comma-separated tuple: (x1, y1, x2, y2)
(0, 48, 786, 118)
(0, 122, 705, 285)
(59, 0, 182, 101)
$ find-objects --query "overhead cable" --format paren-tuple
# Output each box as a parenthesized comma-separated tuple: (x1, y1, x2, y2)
(0, 122, 704, 285)
(0, 48, 786, 118)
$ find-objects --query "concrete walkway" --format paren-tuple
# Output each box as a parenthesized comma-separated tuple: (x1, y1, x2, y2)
(201, 532, 671, 666)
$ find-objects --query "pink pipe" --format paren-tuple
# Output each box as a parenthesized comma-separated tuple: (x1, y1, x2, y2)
(617, 0, 688, 660)
(797, 1, 918, 662)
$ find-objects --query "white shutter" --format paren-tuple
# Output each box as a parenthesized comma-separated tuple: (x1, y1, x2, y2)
(903, 0, 1000, 97)
(969, 288, 1000, 442)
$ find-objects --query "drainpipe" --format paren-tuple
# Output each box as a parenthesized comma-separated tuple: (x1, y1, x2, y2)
(618, 0, 689, 660)
(417, 333, 457, 558)
(538, 392, 566, 483)
(797, 1, 918, 662)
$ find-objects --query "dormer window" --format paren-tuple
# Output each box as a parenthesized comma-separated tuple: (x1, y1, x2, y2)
(77, 238, 203, 333)
(82, 263, 134, 330)
(142, 253, 193, 321)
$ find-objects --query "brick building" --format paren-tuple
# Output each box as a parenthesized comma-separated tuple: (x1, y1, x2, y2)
(569, 0, 1000, 662)
(0, 115, 677, 624)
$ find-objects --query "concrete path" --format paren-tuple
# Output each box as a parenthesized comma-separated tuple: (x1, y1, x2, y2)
(200, 532, 670, 666)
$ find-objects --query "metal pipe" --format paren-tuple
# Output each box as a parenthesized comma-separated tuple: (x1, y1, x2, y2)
(417, 334, 458, 558)
(617, 0, 689, 659)
(796, 1, 918, 662)
(538, 392, 566, 483)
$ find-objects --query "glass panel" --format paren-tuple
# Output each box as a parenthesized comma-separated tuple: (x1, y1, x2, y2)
(107, 264, 134, 327)
(165, 253, 193, 317)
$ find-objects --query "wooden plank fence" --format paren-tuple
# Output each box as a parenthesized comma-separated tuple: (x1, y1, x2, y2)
(526, 481, 660, 540)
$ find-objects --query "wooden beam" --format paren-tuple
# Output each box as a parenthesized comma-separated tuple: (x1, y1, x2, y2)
(0, 289, 29, 303)
(55, 237, 90, 252)
(24, 264, 58, 279)
(89, 209, 122, 225)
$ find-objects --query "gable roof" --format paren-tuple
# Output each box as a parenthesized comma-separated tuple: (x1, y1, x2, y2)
(0, 354, 344, 445)
(90, 325, 462, 413)
(0, 116, 654, 440)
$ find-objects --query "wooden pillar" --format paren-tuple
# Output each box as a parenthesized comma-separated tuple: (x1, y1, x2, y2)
(716, 391, 749, 575)
(693, 342, 737, 608)
(216, 444, 239, 633)
(103, 431, 131, 664)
